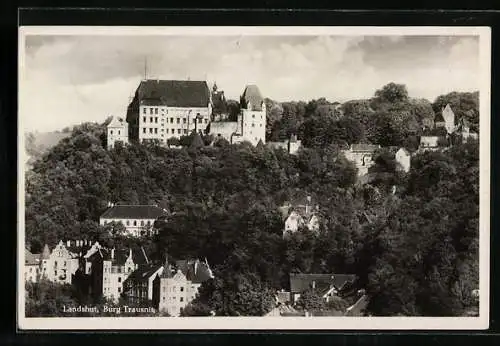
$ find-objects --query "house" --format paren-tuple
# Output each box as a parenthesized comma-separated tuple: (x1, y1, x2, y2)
(289, 273, 357, 304)
(419, 135, 441, 151)
(39, 240, 86, 285)
(209, 84, 267, 146)
(153, 257, 214, 317)
(123, 263, 164, 305)
(281, 195, 320, 237)
(457, 118, 479, 142)
(267, 134, 302, 155)
(342, 144, 381, 177)
(395, 147, 411, 173)
(24, 249, 41, 283)
(435, 104, 456, 134)
(126, 79, 212, 145)
(99, 204, 168, 237)
(107, 116, 129, 149)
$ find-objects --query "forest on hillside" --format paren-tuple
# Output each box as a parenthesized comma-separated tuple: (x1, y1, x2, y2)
(24, 83, 480, 316)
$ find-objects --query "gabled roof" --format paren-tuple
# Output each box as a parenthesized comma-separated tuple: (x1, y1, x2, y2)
(434, 113, 445, 123)
(134, 80, 210, 107)
(241, 85, 264, 111)
(100, 205, 168, 220)
(25, 249, 41, 266)
(107, 116, 127, 128)
(124, 263, 163, 283)
(289, 273, 356, 293)
(175, 259, 214, 284)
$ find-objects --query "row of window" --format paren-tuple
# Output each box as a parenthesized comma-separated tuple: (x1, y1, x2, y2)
(103, 276, 122, 283)
(104, 220, 151, 227)
(142, 128, 191, 135)
(109, 130, 122, 135)
(162, 286, 185, 292)
(142, 116, 208, 124)
(162, 296, 184, 302)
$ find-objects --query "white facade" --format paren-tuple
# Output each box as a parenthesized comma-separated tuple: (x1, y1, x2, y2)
(102, 250, 137, 302)
(138, 105, 211, 144)
(442, 104, 456, 134)
(107, 116, 129, 149)
(240, 104, 267, 146)
(342, 146, 380, 177)
(395, 148, 411, 173)
(99, 218, 156, 237)
(158, 270, 201, 317)
(284, 211, 304, 235)
(40, 241, 79, 285)
(25, 264, 40, 283)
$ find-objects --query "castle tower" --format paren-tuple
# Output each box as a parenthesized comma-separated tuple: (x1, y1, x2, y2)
(442, 104, 456, 134)
(239, 85, 266, 146)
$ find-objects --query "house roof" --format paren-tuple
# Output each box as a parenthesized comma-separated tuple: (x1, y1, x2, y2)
(189, 132, 204, 149)
(289, 273, 356, 293)
(134, 80, 210, 108)
(107, 116, 127, 128)
(25, 249, 41, 266)
(175, 259, 214, 284)
(350, 144, 380, 153)
(241, 85, 264, 111)
(100, 205, 168, 220)
(434, 113, 445, 123)
(124, 263, 163, 283)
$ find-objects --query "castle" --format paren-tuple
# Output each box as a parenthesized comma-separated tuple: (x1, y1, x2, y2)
(107, 80, 267, 148)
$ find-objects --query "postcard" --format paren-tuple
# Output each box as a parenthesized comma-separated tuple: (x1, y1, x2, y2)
(18, 25, 490, 330)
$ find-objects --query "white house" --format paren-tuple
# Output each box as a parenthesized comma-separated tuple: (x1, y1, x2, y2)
(126, 79, 212, 145)
(99, 204, 168, 237)
(281, 196, 320, 238)
(39, 241, 81, 285)
(107, 116, 129, 149)
(342, 144, 381, 177)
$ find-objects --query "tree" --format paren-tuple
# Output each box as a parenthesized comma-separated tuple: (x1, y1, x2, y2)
(295, 289, 326, 311)
(373, 83, 409, 105)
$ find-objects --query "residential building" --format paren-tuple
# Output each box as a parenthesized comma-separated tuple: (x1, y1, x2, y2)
(395, 147, 411, 173)
(289, 273, 357, 304)
(419, 136, 441, 151)
(39, 240, 82, 285)
(25, 249, 41, 283)
(106, 116, 129, 149)
(209, 84, 266, 146)
(99, 204, 168, 237)
(123, 263, 164, 304)
(126, 79, 212, 145)
(154, 258, 214, 316)
(457, 118, 479, 142)
(342, 144, 381, 177)
(280, 195, 320, 237)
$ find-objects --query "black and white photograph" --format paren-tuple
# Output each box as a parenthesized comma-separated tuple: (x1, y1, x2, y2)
(18, 26, 490, 330)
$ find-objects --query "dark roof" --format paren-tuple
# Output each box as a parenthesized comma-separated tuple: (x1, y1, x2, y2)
(100, 205, 168, 219)
(241, 85, 264, 111)
(435, 113, 445, 123)
(25, 249, 41, 266)
(176, 259, 214, 284)
(124, 263, 163, 283)
(135, 80, 210, 107)
(189, 132, 204, 149)
(289, 273, 356, 293)
(350, 144, 380, 152)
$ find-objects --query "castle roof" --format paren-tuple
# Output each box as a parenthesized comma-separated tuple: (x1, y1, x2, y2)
(100, 205, 167, 220)
(175, 259, 214, 284)
(134, 80, 210, 108)
(124, 263, 163, 283)
(241, 85, 264, 111)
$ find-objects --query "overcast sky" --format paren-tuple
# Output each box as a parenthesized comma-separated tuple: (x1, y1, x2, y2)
(21, 35, 480, 132)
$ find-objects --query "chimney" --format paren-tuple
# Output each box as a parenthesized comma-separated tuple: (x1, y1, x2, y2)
(111, 248, 115, 260)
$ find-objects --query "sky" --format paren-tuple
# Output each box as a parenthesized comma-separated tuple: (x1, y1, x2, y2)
(20, 34, 480, 132)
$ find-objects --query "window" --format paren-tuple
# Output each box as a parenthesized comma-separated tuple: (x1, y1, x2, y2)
(252, 114, 255, 118)
(252, 123, 255, 127)
(147, 221, 151, 226)
(118, 277, 121, 283)
(180, 297, 184, 302)
(149, 128, 153, 134)
(126, 220, 130, 226)
(141, 221, 145, 226)
(183, 118, 186, 124)
(143, 108, 146, 114)
(205, 119, 208, 123)
(150, 108, 153, 114)
(170, 118, 174, 123)
(143, 128, 146, 134)
(155, 108, 158, 115)
(133, 221, 137, 226)
(63, 261, 66, 266)
(177, 118, 180, 124)
(150, 117, 153, 122)
(118, 287, 121, 293)
(197, 113, 200, 116)
(154, 128, 158, 134)
(183, 129, 187, 134)
(143, 116, 146, 123)
(260, 124, 262, 127)
(177, 129, 181, 134)
(110, 130, 114, 135)
(198, 118, 202, 123)
(128, 267, 132, 273)
(29, 267, 32, 273)
(163, 297, 165, 301)
(180, 287, 184, 292)
(155, 117, 158, 123)
(118, 130, 121, 135)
